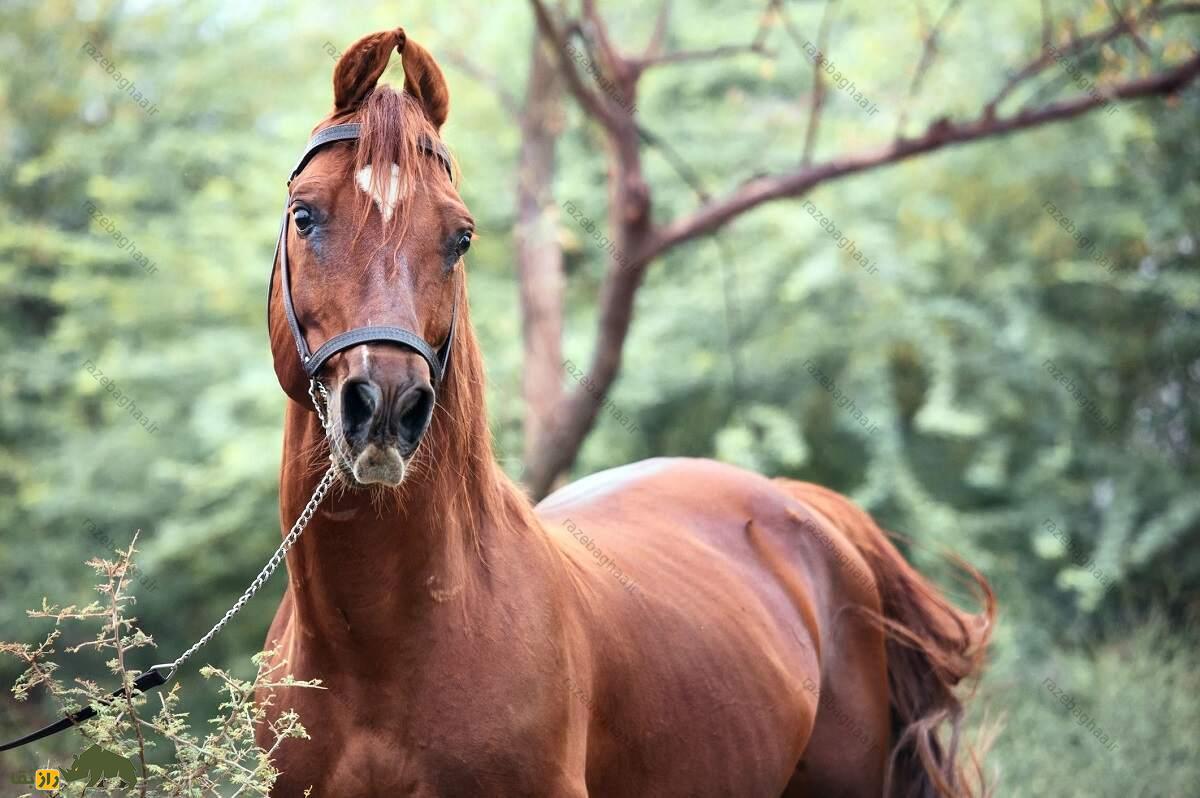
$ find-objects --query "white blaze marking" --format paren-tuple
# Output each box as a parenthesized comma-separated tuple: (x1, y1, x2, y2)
(355, 163, 404, 222)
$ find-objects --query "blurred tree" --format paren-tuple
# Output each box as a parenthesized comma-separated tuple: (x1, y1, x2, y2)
(518, 0, 1200, 499)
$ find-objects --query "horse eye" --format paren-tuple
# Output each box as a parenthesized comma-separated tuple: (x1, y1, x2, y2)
(293, 206, 315, 236)
(455, 231, 472, 256)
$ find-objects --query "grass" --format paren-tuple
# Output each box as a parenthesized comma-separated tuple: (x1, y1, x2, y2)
(972, 613, 1199, 797)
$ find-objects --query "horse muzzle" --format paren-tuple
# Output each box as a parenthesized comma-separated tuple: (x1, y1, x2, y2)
(332, 366, 435, 486)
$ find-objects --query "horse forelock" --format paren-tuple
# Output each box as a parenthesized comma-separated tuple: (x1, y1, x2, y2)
(350, 86, 454, 243)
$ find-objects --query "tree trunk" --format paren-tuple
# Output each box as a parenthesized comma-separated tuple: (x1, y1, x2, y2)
(515, 36, 566, 470)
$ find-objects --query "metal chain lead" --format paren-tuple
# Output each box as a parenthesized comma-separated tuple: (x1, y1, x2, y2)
(169, 463, 336, 672)
(308, 378, 333, 436)
(147, 379, 337, 681)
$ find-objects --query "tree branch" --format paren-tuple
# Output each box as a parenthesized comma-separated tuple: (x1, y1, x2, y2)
(1040, 0, 1054, 50)
(801, 0, 836, 166)
(985, 0, 1196, 115)
(895, 0, 966, 139)
(643, 51, 1200, 264)
(631, 42, 768, 72)
(529, 0, 618, 127)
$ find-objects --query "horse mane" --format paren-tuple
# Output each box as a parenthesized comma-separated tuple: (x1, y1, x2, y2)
(408, 294, 543, 572)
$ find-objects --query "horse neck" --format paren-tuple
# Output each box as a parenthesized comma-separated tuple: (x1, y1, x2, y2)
(276, 322, 537, 648)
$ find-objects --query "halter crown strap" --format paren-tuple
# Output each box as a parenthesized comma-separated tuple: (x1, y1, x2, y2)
(268, 122, 458, 385)
(287, 122, 363, 184)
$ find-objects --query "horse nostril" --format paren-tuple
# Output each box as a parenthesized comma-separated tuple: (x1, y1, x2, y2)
(394, 384, 435, 445)
(341, 378, 381, 440)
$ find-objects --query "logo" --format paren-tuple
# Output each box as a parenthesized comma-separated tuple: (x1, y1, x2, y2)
(6, 745, 138, 791)
(6, 769, 62, 790)
(62, 745, 138, 787)
(34, 769, 61, 791)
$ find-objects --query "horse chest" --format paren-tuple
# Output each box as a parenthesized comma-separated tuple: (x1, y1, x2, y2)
(280, 727, 567, 797)
(270, 668, 575, 797)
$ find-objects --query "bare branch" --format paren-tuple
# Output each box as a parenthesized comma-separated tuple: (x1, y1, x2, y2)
(529, 0, 618, 127)
(985, 1, 1199, 115)
(644, 0, 672, 59)
(522, 0, 653, 495)
(582, 0, 628, 83)
(773, 0, 816, 56)
(632, 42, 767, 72)
(752, 0, 783, 51)
(519, 0, 1200, 496)
(643, 52, 1200, 264)
(801, 0, 836, 166)
(895, 0, 966, 139)
(1105, 0, 1151, 55)
(631, 0, 774, 74)
(637, 124, 712, 200)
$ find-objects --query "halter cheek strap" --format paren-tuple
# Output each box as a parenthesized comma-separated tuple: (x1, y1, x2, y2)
(268, 122, 458, 383)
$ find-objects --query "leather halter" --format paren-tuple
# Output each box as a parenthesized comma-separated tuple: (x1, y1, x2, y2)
(269, 122, 458, 384)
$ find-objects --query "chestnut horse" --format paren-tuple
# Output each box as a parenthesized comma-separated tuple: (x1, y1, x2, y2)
(258, 27, 994, 797)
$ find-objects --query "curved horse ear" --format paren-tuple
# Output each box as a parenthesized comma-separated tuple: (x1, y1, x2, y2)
(332, 28, 407, 115)
(400, 38, 450, 130)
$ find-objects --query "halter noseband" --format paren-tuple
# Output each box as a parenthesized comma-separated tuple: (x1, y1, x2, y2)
(269, 122, 458, 385)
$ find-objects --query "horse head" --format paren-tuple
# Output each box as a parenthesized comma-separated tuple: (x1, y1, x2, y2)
(268, 28, 472, 488)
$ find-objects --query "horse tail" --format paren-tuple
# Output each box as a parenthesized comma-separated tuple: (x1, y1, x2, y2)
(773, 480, 995, 798)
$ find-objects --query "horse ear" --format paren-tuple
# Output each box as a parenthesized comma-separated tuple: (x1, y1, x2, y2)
(400, 37, 450, 130)
(332, 28, 407, 115)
